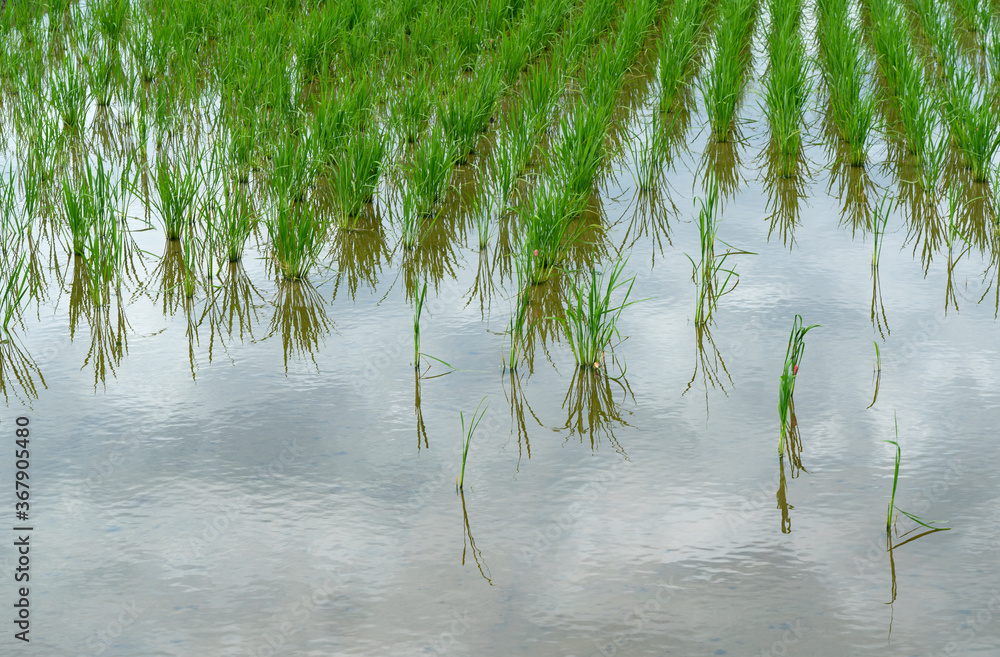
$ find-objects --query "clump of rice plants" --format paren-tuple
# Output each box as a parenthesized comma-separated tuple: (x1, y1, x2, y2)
(437, 67, 503, 164)
(763, 0, 808, 176)
(150, 151, 201, 241)
(658, 0, 711, 114)
(778, 314, 819, 456)
(404, 123, 455, 220)
(52, 58, 90, 132)
(267, 199, 325, 280)
(550, 106, 608, 213)
(515, 180, 585, 285)
(560, 257, 638, 370)
(391, 81, 432, 144)
(701, 0, 758, 142)
(331, 128, 387, 228)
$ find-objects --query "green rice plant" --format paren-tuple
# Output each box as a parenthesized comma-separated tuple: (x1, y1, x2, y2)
(413, 279, 426, 368)
(515, 180, 585, 284)
(83, 47, 119, 108)
(777, 314, 820, 456)
(884, 414, 951, 532)
(151, 152, 201, 240)
(91, 0, 130, 45)
(267, 198, 325, 280)
(763, 3, 808, 176)
(1, 255, 31, 341)
(701, 0, 757, 142)
(920, 130, 950, 196)
(204, 151, 256, 263)
(332, 128, 386, 228)
(471, 188, 496, 251)
(457, 397, 488, 492)
(271, 129, 319, 204)
(560, 257, 637, 370)
(437, 67, 503, 164)
(687, 180, 750, 325)
(871, 192, 890, 269)
(550, 106, 609, 211)
(522, 57, 563, 127)
(658, 0, 710, 113)
(626, 115, 670, 193)
(62, 177, 91, 256)
(956, 91, 1000, 183)
(406, 124, 454, 216)
(52, 58, 90, 131)
(392, 81, 432, 144)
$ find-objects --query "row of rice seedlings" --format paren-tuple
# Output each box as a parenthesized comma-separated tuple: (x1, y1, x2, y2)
(866, 0, 944, 186)
(816, 0, 879, 166)
(658, 0, 714, 114)
(701, 0, 759, 143)
(763, 0, 808, 177)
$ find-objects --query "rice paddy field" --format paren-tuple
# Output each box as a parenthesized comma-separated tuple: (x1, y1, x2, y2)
(2, 0, 1000, 654)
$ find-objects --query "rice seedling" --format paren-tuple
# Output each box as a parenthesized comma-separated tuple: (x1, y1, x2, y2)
(437, 67, 504, 164)
(560, 257, 637, 370)
(550, 106, 609, 211)
(150, 151, 201, 241)
(871, 191, 891, 269)
(701, 0, 757, 142)
(406, 124, 454, 217)
(687, 180, 751, 326)
(626, 115, 671, 194)
(777, 314, 819, 456)
(515, 180, 585, 284)
(457, 397, 488, 493)
(955, 91, 1000, 183)
(271, 128, 319, 204)
(658, 0, 710, 114)
(52, 58, 90, 132)
(884, 414, 951, 532)
(471, 188, 496, 251)
(763, 0, 807, 177)
(331, 128, 387, 229)
(391, 81, 432, 145)
(91, 0, 130, 45)
(413, 279, 427, 369)
(267, 199, 326, 280)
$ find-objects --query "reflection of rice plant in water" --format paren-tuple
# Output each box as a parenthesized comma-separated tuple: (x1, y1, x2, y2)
(884, 413, 950, 533)
(778, 314, 819, 456)
(457, 398, 488, 493)
(1, 256, 32, 340)
(560, 257, 638, 370)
